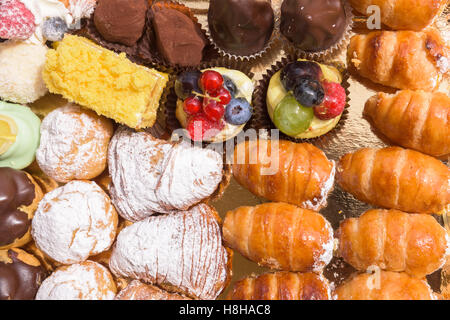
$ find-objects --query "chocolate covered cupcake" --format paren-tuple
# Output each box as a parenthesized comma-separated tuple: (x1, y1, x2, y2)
(207, 0, 275, 59)
(280, 0, 352, 58)
(0, 167, 44, 250)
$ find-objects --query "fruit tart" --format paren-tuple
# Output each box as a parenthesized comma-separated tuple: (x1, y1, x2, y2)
(266, 59, 346, 139)
(175, 68, 254, 143)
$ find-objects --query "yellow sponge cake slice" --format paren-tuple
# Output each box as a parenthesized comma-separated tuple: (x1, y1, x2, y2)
(43, 35, 169, 129)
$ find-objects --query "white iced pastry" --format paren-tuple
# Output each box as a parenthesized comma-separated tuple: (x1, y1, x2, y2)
(31, 180, 118, 264)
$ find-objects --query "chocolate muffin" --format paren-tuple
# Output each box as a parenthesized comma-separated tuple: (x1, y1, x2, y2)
(208, 0, 274, 57)
(280, 0, 347, 52)
(0, 167, 43, 249)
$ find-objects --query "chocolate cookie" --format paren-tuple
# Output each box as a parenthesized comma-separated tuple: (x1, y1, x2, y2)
(93, 0, 148, 46)
(208, 0, 274, 56)
(280, 0, 347, 52)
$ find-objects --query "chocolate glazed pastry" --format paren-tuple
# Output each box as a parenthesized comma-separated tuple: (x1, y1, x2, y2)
(208, 0, 274, 56)
(280, 0, 347, 52)
(151, 6, 206, 67)
(0, 248, 46, 300)
(93, 0, 148, 47)
(0, 167, 43, 249)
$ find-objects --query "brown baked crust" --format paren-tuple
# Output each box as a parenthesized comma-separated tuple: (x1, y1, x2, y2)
(348, 29, 448, 90)
(335, 271, 437, 300)
(337, 147, 450, 214)
(226, 272, 331, 300)
(232, 139, 335, 211)
(223, 202, 333, 272)
(337, 209, 449, 278)
(0, 171, 43, 250)
(364, 90, 450, 157)
(349, 0, 447, 31)
(115, 280, 191, 300)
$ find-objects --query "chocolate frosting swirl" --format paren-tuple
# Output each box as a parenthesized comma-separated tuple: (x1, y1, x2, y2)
(0, 167, 35, 247)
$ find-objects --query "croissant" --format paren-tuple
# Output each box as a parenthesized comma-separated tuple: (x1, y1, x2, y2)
(223, 202, 334, 272)
(226, 272, 332, 300)
(337, 209, 450, 278)
(335, 271, 437, 300)
(349, 0, 447, 31)
(348, 29, 448, 90)
(232, 139, 335, 211)
(109, 204, 232, 300)
(115, 280, 191, 300)
(364, 90, 450, 157)
(108, 126, 224, 221)
(337, 147, 450, 214)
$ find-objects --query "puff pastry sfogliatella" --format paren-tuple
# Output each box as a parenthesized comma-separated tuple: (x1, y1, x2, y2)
(109, 204, 232, 300)
(108, 126, 224, 221)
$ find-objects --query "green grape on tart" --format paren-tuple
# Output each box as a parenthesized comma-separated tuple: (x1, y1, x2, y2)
(267, 59, 346, 139)
(175, 67, 254, 143)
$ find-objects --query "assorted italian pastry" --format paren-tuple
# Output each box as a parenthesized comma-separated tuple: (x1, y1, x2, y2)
(0, 0, 448, 302)
(364, 90, 450, 157)
(337, 147, 450, 214)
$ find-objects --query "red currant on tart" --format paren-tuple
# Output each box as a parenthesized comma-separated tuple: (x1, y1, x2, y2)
(175, 68, 254, 142)
(183, 96, 202, 115)
(200, 70, 224, 94)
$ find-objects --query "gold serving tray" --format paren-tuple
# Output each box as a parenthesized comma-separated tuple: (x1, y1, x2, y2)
(175, 0, 450, 298)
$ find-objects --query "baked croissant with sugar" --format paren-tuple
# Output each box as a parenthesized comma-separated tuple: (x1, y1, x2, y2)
(223, 202, 334, 272)
(364, 90, 450, 157)
(232, 139, 335, 211)
(337, 209, 450, 278)
(335, 271, 438, 300)
(109, 204, 232, 300)
(348, 29, 448, 90)
(226, 272, 332, 300)
(108, 126, 225, 221)
(349, 0, 447, 31)
(337, 147, 450, 214)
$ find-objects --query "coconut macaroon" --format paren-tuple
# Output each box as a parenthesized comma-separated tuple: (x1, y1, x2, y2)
(0, 41, 48, 104)
(36, 261, 117, 300)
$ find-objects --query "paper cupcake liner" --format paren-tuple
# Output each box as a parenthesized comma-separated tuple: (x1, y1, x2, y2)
(163, 56, 255, 144)
(205, 2, 280, 62)
(249, 54, 351, 147)
(139, 1, 220, 72)
(278, 0, 354, 61)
